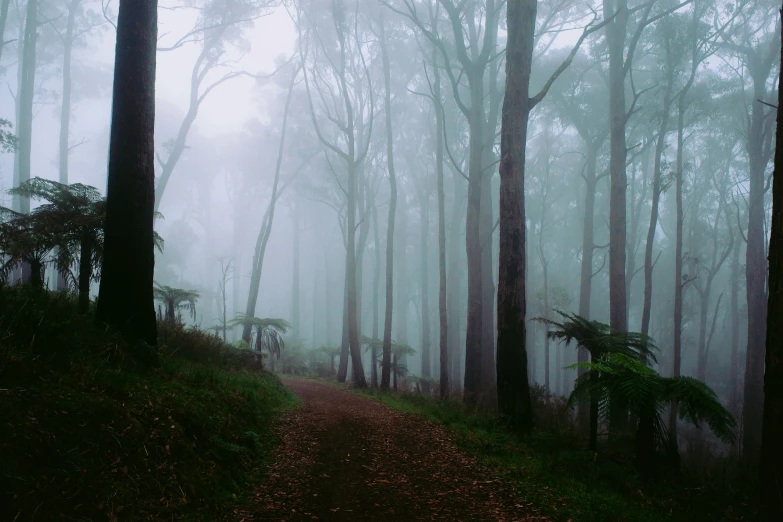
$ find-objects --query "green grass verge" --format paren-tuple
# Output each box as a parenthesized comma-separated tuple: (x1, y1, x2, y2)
(354, 388, 752, 522)
(0, 286, 297, 521)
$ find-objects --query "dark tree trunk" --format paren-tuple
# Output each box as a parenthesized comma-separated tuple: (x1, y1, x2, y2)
(496, 0, 536, 432)
(96, 0, 159, 350)
(380, 25, 397, 389)
(78, 231, 93, 314)
(760, 12, 783, 512)
(604, 0, 628, 338)
(744, 77, 773, 467)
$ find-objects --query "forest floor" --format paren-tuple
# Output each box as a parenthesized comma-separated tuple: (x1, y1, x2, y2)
(235, 378, 542, 521)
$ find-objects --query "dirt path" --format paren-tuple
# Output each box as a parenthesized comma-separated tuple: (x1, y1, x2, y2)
(237, 379, 540, 521)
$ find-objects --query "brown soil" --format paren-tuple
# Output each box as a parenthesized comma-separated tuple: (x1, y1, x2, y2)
(235, 378, 542, 521)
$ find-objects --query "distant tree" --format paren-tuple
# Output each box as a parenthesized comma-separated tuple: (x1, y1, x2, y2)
(153, 283, 200, 324)
(8, 178, 105, 313)
(231, 313, 290, 366)
(96, 0, 158, 351)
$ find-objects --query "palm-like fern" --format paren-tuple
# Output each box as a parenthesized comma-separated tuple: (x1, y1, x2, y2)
(153, 283, 200, 323)
(229, 313, 291, 361)
(539, 311, 658, 451)
(568, 354, 735, 475)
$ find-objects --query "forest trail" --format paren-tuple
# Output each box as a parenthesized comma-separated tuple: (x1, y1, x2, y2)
(235, 379, 542, 521)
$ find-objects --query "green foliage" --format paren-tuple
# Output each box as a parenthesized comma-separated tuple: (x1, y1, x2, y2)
(154, 282, 201, 323)
(0, 284, 296, 520)
(0, 118, 17, 153)
(538, 311, 658, 364)
(568, 353, 736, 448)
(229, 314, 291, 360)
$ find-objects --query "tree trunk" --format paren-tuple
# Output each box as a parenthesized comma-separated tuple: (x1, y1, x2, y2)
(419, 192, 431, 392)
(463, 82, 485, 408)
(16, 0, 37, 220)
(578, 144, 599, 432)
(641, 43, 674, 336)
(743, 78, 772, 467)
(291, 200, 300, 339)
(669, 102, 686, 454)
(78, 230, 93, 314)
(96, 0, 159, 351)
(371, 198, 381, 387)
(241, 70, 297, 342)
(604, 0, 628, 337)
(380, 24, 397, 389)
(59, 0, 79, 186)
(760, 16, 783, 513)
(0, 0, 11, 63)
(433, 50, 449, 399)
(496, 0, 536, 432)
(448, 170, 465, 395)
(730, 239, 741, 408)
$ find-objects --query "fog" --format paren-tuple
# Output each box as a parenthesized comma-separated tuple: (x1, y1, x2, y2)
(0, 0, 779, 439)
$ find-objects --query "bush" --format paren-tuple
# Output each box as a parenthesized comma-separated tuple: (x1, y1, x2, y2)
(0, 283, 295, 521)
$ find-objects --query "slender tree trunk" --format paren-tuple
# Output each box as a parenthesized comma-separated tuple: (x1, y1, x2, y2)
(669, 103, 686, 454)
(346, 157, 366, 387)
(433, 51, 449, 399)
(59, 0, 79, 186)
(448, 171, 465, 395)
(496, 0, 536, 432)
(96, 0, 159, 350)
(291, 201, 300, 339)
(371, 198, 381, 387)
(419, 192, 431, 391)
(760, 17, 783, 512)
(641, 49, 674, 335)
(0, 0, 11, 63)
(464, 82, 485, 408)
(16, 0, 37, 221)
(730, 239, 741, 408)
(338, 261, 350, 381)
(578, 144, 599, 432)
(380, 25, 397, 389)
(241, 70, 297, 342)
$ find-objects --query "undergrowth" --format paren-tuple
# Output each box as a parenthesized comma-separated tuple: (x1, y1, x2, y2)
(0, 285, 296, 521)
(354, 386, 758, 522)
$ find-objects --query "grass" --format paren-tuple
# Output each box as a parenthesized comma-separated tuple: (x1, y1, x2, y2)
(0, 285, 297, 521)
(352, 386, 757, 522)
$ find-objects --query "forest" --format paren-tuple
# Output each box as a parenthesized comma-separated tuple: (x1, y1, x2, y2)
(0, 0, 782, 520)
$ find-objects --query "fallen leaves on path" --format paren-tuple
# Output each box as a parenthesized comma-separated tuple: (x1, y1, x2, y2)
(235, 379, 548, 521)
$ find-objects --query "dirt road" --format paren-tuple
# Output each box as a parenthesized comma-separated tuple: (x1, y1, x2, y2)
(238, 379, 539, 521)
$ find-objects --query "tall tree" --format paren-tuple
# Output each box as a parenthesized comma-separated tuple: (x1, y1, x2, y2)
(379, 18, 397, 389)
(96, 0, 159, 349)
(15, 0, 38, 221)
(760, 5, 783, 515)
(718, 0, 780, 463)
(497, 0, 605, 431)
